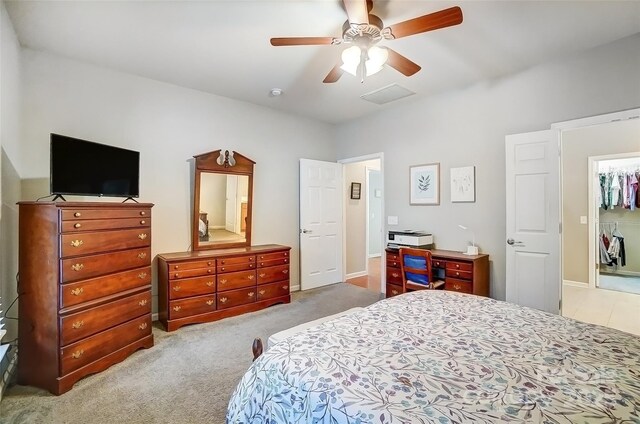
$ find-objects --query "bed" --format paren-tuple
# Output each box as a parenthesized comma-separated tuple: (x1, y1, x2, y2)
(227, 291, 640, 423)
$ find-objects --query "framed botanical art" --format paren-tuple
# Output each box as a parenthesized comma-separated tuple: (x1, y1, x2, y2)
(410, 163, 440, 205)
(450, 166, 476, 202)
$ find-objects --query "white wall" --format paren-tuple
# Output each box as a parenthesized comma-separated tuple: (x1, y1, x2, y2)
(335, 34, 640, 300)
(0, 0, 23, 342)
(19, 49, 336, 310)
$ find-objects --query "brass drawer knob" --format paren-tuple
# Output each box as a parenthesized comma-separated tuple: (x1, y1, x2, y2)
(174, 273, 179, 278)
(206, 281, 214, 287)
(71, 349, 84, 359)
(139, 323, 148, 330)
(139, 299, 148, 306)
(284, 259, 288, 263)
(72, 320, 84, 329)
(260, 256, 264, 259)
(455, 272, 460, 276)
(282, 285, 288, 290)
(221, 267, 225, 271)
(282, 269, 288, 274)
(248, 292, 255, 298)
(74, 212, 81, 217)
(219, 297, 228, 304)
(138, 272, 147, 279)
(284, 252, 288, 257)
(174, 265, 179, 269)
(207, 269, 213, 274)
(219, 279, 228, 285)
(140, 220, 146, 225)
(70, 287, 84, 296)
(392, 262, 397, 267)
(247, 275, 255, 280)
(249, 257, 254, 262)
(220, 260, 225, 265)
(456, 264, 460, 269)
(259, 290, 266, 295)
(138, 233, 148, 240)
(140, 211, 146, 216)
(138, 252, 147, 259)
(74, 223, 82, 229)
(172, 286, 181, 292)
(71, 263, 84, 271)
(249, 264, 254, 268)
(71, 239, 83, 247)
(206, 300, 214, 306)
(260, 262, 264, 266)
(259, 273, 266, 278)
(207, 261, 212, 266)
(172, 306, 181, 312)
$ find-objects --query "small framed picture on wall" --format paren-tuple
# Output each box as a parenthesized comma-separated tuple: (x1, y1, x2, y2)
(350, 182, 361, 199)
(450, 166, 476, 202)
(410, 163, 440, 205)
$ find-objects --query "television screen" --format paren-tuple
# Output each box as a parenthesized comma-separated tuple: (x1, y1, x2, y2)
(50, 134, 140, 198)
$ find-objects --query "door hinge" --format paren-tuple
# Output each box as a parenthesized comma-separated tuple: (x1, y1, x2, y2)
(559, 222, 562, 233)
(559, 299, 562, 311)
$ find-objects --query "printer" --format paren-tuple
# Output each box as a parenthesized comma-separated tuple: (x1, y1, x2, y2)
(387, 230, 433, 249)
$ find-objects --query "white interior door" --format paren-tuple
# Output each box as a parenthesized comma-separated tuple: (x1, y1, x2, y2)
(506, 130, 560, 314)
(300, 159, 343, 290)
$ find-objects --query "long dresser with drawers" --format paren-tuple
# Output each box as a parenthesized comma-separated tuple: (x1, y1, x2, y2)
(386, 248, 490, 298)
(17, 201, 154, 395)
(157, 244, 291, 332)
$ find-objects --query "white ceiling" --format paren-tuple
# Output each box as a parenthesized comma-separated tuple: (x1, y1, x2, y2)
(5, 1, 640, 124)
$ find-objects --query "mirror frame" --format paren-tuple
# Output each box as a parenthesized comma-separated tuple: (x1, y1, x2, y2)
(192, 149, 255, 251)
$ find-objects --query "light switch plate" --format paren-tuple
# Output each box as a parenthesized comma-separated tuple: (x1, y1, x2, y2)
(580, 216, 588, 224)
(388, 216, 398, 225)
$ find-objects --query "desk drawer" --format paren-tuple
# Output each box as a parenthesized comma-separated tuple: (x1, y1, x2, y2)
(217, 288, 256, 310)
(445, 269, 472, 280)
(386, 267, 402, 284)
(61, 208, 150, 221)
(432, 259, 446, 269)
(61, 217, 150, 233)
(386, 252, 400, 268)
(217, 270, 256, 291)
(60, 290, 150, 346)
(169, 295, 216, 319)
(445, 279, 473, 294)
(169, 275, 216, 300)
(257, 265, 289, 285)
(61, 248, 151, 283)
(61, 228, 151, 258)
(386, 284, 403, 298)
(445, 261, 473, 272)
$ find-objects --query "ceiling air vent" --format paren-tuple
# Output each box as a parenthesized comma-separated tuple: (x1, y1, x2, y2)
(360, 84, 415, 105)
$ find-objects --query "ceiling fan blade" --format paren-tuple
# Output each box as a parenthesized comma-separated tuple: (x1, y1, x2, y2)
(384, 6, 463, 40)
(385, 48, 421, 76)
(343, 0, 369, 25)
(323, 65, 344, 83)
(270, 37, 337, 46)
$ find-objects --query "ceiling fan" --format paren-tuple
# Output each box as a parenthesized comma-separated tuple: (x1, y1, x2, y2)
(270, 0, 463, 83)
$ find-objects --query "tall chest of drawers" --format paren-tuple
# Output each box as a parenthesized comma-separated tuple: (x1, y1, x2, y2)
(385, 248, 490, 298)
(17, 202, 154, 395)
(158, 245, 291, 331)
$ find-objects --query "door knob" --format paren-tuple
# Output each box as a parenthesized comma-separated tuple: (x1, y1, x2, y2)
(300, 229, 312, 234)
(506, 238, 523, 245)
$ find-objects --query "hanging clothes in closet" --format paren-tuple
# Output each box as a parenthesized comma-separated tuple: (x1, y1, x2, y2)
(599, 223, 626, 268)
(598, 169, 640, 211)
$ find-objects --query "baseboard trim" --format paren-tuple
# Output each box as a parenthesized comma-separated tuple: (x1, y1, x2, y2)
(600, 270, 640, 277)
(345, 271, 367, 280)
(290, 284, 300, 292)
(368, 254, 381, 259)
(152, 313, 159, 322)
(563, 280, 588, 287)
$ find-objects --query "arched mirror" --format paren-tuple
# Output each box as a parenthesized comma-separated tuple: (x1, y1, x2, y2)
(192, 150, 254, 251)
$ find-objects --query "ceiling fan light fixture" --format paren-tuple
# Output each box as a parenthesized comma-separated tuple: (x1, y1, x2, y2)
(340, 45, 388, 77)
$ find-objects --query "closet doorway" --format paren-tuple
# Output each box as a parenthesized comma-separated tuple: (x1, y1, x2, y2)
(590, 154, 640, 295)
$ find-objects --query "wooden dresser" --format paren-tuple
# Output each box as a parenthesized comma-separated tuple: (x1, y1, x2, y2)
(158, 244, 291, 331)
(17, 201, 154, 395)
(385, 248, 490, 298)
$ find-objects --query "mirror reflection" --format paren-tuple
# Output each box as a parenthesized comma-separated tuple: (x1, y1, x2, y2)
(198, 173, 249, 245)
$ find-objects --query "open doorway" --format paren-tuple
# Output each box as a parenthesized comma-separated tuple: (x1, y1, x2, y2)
(340, 155, 384, 293)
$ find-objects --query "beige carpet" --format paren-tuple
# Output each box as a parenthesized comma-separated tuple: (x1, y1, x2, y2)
(0, 283, 381, 424)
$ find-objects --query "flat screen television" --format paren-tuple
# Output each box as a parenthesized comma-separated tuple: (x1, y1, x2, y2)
(50, 134, 140, 198)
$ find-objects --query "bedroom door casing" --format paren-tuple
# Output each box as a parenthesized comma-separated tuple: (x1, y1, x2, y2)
(505, 130, 560, 314)
(299, 159, 343, 290)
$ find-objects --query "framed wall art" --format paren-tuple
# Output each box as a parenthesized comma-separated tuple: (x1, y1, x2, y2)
(410, 163, 440, 205)
(350, 182, 361, 200)
(450, 166, 476, 202)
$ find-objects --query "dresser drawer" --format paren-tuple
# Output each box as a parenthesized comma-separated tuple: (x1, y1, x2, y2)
(168, 259, 215, 272)
(386, 283, 403, 298)
(432, 259, 446, 269)
(61, 228, 151, 258)
(60, 315, 151, 376)
(61, 208, 151, 221)
(257, 264, 289, 285)
(445, 278, 473, 294)
(256, 251, 289, 262)
(257, 281, 290, 301)
(169, 295, 217, 319)
(445, 269, 472, 280)
(61, 247, 151, 283)
(218, 255, 256, 267)
(445, 261, 473, 272)
(168, 267, 215, 280)
(61, 266, 151, 309)
(217, 270, 256, 291)
(61, 217, 151, 233)
(60, 290, 151, 346)
(169, 275, 216, 300)
(217, 287, 257, 310)
(386, 252, 400, 268)
(386, 267, 403, 284)
(257, 257, 289, 268)
(217, 262, 256, 273)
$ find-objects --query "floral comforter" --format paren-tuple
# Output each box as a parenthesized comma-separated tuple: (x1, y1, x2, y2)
(227, 291, 640, 423)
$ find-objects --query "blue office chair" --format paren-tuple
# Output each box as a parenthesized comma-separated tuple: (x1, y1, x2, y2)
(399, 247, 445, 292)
